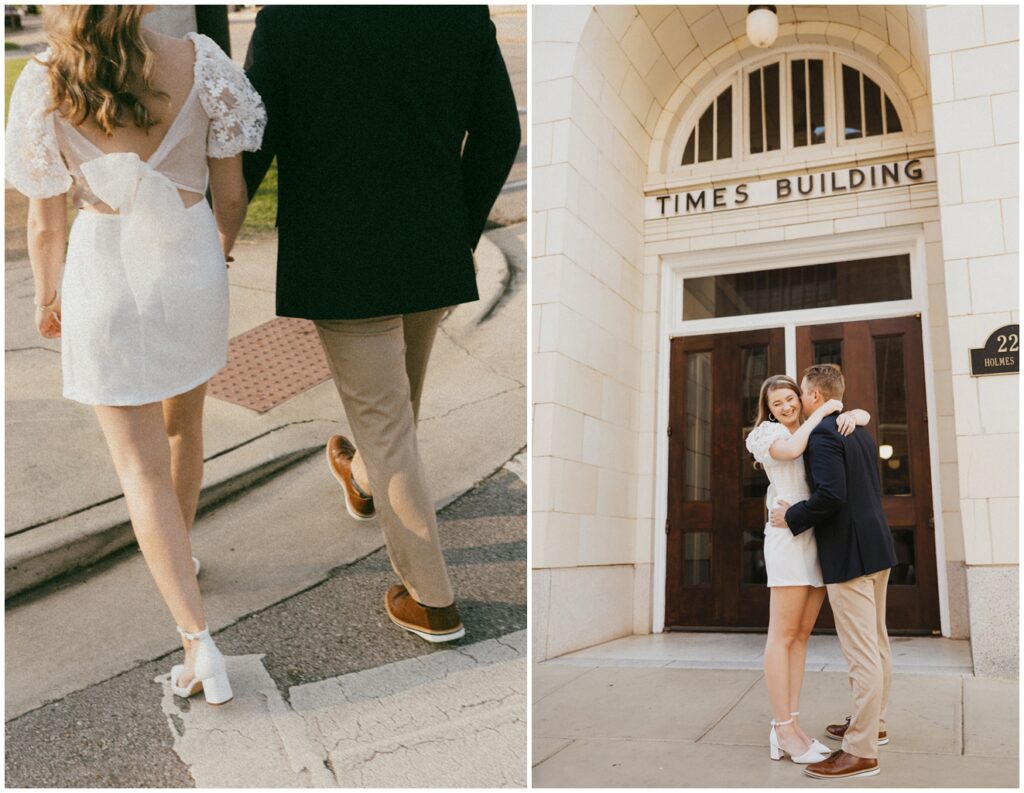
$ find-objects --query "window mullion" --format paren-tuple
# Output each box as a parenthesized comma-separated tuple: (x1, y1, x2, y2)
(827, 53, 836, 147)
(737, 76, 745, 159)
(805, 60, 812, 144)
(760, 68, 767, 153)
(712, 95, 718, 160)
(859, 70, 866, 138)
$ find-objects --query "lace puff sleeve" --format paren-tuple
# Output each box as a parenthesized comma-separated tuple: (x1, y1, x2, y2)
(4, 58, 72, 199)
(745, 420, 790, 467)
(189, 33, 266, 158)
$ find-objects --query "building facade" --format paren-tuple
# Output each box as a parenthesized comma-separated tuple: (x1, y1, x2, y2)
(532, 5, 1018, 676)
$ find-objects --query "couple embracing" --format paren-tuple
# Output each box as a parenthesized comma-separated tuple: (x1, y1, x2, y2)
(746, 364, 898, 780)
(6, 6, 518, 708)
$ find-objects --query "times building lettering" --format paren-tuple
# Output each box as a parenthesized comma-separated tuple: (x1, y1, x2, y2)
(654, 159, 926, 217)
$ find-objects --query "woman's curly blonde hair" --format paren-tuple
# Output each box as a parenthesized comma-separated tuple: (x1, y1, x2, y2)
(42, 5, 166, 136)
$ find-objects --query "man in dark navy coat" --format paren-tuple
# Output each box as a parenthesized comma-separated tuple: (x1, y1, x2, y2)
(770, 364, 897, 780)
(242, 6, 520, 643)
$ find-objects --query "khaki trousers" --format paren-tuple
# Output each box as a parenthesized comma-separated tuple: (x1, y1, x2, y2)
(314, 308, 454, 607)
(826, 568, 892, 759)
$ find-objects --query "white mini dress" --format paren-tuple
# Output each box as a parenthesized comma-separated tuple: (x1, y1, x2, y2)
(745, 421, 825, 588)
(5, 33, 266, 406)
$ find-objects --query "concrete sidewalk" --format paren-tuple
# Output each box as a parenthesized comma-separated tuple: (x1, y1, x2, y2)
(532, 634, 1019, 788)
(5, 219, 525, 597)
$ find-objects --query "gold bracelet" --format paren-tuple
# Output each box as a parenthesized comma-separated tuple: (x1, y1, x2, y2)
(35, 291, 59, 311)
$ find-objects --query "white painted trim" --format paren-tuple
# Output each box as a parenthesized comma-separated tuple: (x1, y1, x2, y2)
(671, 300, 921, 338)
(652, 256, 675, 635)
(666, 225, 925, 333)
(785, 324, 797, 380)
(664, 224, 921, 276)
(912, 232, 952, 637)
(651, 224, 951, 636)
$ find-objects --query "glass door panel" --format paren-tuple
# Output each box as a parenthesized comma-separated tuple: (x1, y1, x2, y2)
(666, 317, 938, 632)
(797, 317, 939, 632)
(666, 329, 784, 628)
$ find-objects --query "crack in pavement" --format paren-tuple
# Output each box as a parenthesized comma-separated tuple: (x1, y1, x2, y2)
(438, 322, 526, 388)
(5, 345, 60, 354)
(419, 383, 524, 424)
(157, 633, 526, 787)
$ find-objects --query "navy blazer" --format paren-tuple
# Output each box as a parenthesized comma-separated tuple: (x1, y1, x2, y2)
(242, 6, 521, 320)
(785, 415, 897, 584)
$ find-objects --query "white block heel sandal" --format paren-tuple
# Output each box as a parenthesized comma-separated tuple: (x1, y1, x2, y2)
(169, 626, 233, 706)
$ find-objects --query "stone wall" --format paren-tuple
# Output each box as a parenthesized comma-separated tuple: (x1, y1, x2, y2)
(927, 4, 1019, 678)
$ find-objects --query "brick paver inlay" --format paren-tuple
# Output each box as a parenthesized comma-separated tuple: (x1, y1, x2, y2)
(208, 317, 331, 413)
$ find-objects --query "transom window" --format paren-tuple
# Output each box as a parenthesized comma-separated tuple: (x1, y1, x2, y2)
(747, 62, 781, 155)
(841, 64, 902, 139)
(678, 51, 908, 167)
(682, 255, 912, 320)
(682, 86, 733, 164)
(792, 58, 826, 146)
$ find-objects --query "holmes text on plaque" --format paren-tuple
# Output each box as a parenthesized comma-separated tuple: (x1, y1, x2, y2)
(970, 325, 1019, 376)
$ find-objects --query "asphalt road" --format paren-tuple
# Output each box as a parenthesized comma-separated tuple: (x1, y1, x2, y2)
(5, 466, 526, 787)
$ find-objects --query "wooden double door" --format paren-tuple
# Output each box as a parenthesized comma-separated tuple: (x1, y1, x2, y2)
(665, 316, 940, 632)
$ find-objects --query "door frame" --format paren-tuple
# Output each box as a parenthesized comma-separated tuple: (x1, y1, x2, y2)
(652, 225, 951, 636)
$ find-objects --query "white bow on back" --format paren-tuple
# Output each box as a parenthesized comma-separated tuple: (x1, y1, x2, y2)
(80, 152, 191, 313)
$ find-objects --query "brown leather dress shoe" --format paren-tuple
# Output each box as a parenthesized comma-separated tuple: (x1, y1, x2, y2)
(825, 715, 889, 745)
(326, 435, 375, 520)
(804, 750, 879, 779)
(385, 585, 465, 643)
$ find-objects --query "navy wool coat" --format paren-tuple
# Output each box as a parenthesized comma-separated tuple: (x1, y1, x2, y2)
(785, 415, 897, 585)
(242, 6, 521, 320)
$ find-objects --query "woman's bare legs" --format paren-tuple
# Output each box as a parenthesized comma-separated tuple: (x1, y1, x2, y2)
(788, 586, 827, 746)
(765, 586, 815, 756)
(162, 382, 208, 532)
(95, 401, 205, 683)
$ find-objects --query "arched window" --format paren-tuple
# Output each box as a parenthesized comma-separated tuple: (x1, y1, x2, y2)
(748, 62, 780, 154)
(791, 58, 826, 147)
(841, 64, 903, 139)
(681, 86, 733, 165)
(676, 51, 908, 169)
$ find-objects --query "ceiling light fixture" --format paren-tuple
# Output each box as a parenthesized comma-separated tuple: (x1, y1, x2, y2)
(746, 5, 779, 49)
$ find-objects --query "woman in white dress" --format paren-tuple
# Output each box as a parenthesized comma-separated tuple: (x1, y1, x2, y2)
(745, 374, 870, 763)
(6, 6, 265, 705)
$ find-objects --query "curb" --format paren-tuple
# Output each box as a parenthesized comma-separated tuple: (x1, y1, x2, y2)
(5, 423, 329, 599)
(6, 427, 520, 601)
(445, 232, 511, 333)
(5, 233, 515, 600)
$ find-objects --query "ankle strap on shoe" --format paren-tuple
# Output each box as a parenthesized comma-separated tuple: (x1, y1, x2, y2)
(176, 626, 211, 641)
(790, 711, 800, 716)
(771, 718, 794, 727)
